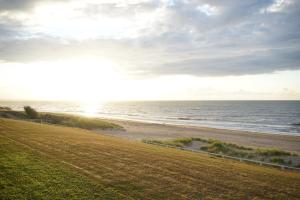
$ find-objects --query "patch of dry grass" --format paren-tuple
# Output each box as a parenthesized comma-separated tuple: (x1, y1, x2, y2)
(1, 118, 300, 200)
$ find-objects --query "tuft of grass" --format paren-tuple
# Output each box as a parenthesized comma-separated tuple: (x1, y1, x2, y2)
(201, 140, 252, 158)
(191, 137, 211, 143)
(173, 138, 193, 145)
(270, 157, 286, 164)
(193, 137, 253, 150)
(142, 138, 190, 147)
(256, 148, 292, 156)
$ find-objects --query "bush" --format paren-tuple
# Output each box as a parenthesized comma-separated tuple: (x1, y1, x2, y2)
(24, 106, 39, 119)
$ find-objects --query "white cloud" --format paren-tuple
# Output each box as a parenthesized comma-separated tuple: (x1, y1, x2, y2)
(264, 0, 293, 13)
(197, 4, 219, 16)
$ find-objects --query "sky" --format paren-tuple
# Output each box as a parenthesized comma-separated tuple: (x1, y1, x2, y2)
(0, 0, 300, 102)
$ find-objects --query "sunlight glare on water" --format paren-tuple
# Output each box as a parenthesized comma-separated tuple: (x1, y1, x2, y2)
(80, 101, 104, 117)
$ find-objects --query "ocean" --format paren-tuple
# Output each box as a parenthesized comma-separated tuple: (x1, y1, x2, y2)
(1, 100, 300, 136)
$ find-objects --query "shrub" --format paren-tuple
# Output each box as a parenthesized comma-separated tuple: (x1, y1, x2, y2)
(24, 106, 39, 119)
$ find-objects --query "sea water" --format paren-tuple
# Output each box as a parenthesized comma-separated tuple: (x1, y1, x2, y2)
(1, 100, 300, 136)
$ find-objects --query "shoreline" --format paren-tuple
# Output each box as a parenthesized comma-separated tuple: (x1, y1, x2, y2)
(93, 115, 300, 136)
(1, 108, 300, 153)
(98, 117, 300, 153)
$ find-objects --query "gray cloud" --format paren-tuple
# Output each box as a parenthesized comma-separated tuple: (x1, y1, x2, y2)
(0, 0, 36, 11)
(0, 0, 68, 12)
(0, 0, 299, 77)
(158, 47, 300, 76)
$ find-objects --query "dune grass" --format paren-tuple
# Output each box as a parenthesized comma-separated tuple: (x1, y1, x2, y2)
(1, 118, 300, 199)
(144, 137, 298, 166)
(0, 110, 123, 131)
(199, 140, 254, 158)
(142, 137, 193, 147)
(40, 112, 123, 130)
(200, 139, 295, 158)
(255, 148, 293, 156)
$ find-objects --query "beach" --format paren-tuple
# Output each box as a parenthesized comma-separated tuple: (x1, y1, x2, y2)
(100, 118, 300, 153)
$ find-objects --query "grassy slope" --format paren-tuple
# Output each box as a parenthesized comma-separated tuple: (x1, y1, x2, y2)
(0, 110, 123, 130)
(0, 138, 129, 200)
(0, 118, 300, 200)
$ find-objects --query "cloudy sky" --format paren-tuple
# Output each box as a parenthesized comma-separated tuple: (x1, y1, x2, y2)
(0, 0, 300, 101)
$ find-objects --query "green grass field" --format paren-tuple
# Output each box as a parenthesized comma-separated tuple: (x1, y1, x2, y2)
(1, 118, 300, 199)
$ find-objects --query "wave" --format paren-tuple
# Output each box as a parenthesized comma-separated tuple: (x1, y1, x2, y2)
(291, 123, 300, 126)
(177, 117, 206, 121)
(177, 117, 192, 120)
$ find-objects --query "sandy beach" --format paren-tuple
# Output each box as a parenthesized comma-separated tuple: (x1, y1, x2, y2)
(100, 118, 300, 153)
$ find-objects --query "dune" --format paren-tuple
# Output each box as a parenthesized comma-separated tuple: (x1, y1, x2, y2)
(100, 118, 300, 153)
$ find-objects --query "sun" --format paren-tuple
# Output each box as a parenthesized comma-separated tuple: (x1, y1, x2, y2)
(68, 58, 121, 103)
(22, 58, 122, 102)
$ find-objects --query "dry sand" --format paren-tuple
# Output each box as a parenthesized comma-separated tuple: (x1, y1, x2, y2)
(99, 118, 300, 153)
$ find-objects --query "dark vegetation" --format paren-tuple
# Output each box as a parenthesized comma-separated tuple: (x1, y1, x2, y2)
(24, 106, 39, 119)
(0, 106, 12, 111)
(143, 138, 193, 147)
(143, 137, 299, 167)
(256, 148, 293, 156)
(0, 106, 123, 131)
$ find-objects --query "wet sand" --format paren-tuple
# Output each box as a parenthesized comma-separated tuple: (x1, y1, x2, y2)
(99, 118, 300, 153)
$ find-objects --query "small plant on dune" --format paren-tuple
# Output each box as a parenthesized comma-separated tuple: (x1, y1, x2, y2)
(225, 143, 253, 150)
(191, 137, 211, 143)
(24, 106, 39, 119)
(199, 140, 254, 158)
(270, 157, 286, 164)
(256, 148, 291, 156)
(207, 141, 230, 154)
(142, 138, 191, 147)
(173, 138, 193, 145)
